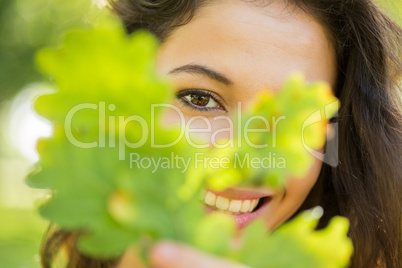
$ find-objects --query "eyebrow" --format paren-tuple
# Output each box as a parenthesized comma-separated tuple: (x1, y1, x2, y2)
(168, 64, 233, 86)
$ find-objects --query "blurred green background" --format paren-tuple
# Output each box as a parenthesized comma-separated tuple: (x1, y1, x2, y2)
(0, 0, 400, 267)
(0, 0, 100, 267)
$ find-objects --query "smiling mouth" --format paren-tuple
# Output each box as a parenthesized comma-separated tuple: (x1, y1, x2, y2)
(202, 189, 272, 228)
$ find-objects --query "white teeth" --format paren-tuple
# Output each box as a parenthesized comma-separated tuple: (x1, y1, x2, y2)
(228, 200, 242, 213)
(216, 196, 230, 210)
(240, 200, 251, 213)
(203, 191, 260, 214)
(249, 199, 259, 212)
(205, 191, 216, 206)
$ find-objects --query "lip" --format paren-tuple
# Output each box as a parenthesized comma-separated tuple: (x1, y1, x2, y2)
(204, 187, 273, 229)
(233, 197, 271, 229)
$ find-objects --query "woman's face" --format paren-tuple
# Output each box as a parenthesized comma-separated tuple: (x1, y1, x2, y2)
(156, 0, 337, 230)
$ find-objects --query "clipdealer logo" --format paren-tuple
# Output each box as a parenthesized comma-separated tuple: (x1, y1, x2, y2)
(64, 101, 339, 167)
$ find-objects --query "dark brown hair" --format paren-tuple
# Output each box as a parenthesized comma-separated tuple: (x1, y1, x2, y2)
(41, 0, 402, 267)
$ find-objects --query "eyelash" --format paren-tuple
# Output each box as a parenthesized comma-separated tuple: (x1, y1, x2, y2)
(175, 89, 227, 112)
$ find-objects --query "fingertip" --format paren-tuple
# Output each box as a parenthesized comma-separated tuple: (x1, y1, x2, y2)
(149, 241, 179, 267)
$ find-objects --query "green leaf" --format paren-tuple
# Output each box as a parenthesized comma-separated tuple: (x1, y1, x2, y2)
(235, 208, 353, 268)
(194, 213, 236, 256)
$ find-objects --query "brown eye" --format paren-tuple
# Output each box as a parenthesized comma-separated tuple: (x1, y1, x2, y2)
(183, 93, 219, 108)
(176, 89, 226, 112)
(187, 94, 211, 107)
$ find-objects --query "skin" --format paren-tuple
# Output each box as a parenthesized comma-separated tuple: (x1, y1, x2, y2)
(119, 0, 337, 267)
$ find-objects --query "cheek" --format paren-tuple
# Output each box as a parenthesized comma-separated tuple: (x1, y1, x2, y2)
(285, 159, 322, 204)
(262, 154, 323, 230)
(161, 108, 233, 142)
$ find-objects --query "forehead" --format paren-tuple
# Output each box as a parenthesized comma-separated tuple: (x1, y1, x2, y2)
(157, 0, 336, 91)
